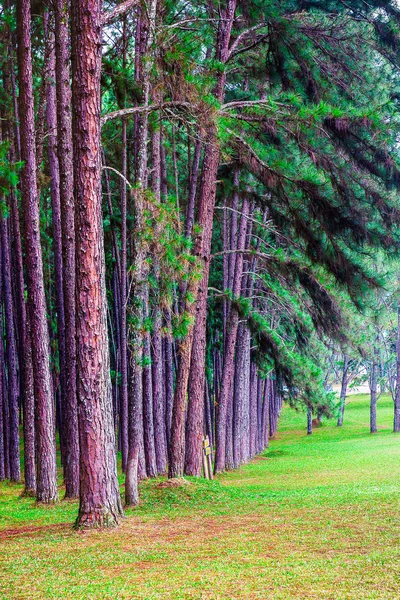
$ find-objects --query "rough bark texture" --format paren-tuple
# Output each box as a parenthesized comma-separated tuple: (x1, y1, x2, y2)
(151, 127, 167, 475)
(1, 217, 20, 482)
(71, 0, 123, 528)
(173, 0, 236, 478)
(119, 113, 129, 473)
(215, 197, 249, 473)
(46, 21, 66, 473)
(125, 446, 139, 506)
(17, 0, 58, 503)
(55, 0, 80, 499)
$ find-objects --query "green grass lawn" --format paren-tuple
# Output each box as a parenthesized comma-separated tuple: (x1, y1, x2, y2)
(1, 393, 399, 599)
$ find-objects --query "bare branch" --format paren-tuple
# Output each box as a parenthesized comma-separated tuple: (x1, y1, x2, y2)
(102, 0, 140, 26)
(227, 23, 269, 59)
(101, 101, 193, 126)
(102, 165, 133, 189)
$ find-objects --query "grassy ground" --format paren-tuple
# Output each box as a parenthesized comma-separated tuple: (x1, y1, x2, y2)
(0, 393, 399, 599)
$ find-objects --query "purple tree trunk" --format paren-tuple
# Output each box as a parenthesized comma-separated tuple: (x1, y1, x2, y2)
(394, 296, 400, 432)
(337, 354, 349, 427)
(215, 198, 249, 472)
(54, 0, 80, 499)
(72, 0, 124, 527)
(17, 0, 58, 503)
(1, 217, 20, 482)
(370, 349, 378, 434)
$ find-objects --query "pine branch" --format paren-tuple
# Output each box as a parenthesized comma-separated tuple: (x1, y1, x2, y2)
(101, 101, 193, 125)
(102, 0, 140, 26)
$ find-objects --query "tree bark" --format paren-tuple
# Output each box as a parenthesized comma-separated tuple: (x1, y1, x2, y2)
(394, 296, 400, 432)
(0, 217, 20, 482)
(370, 348, 378, 434)
(171, 0, 237, 478)
(71, 0, 123, 527)
(17, 0, 58, 503)
(215, 197, 249, 472)
(307, 406, 313, 435)
(46, 19, 66, 473)
(54, 0, 80, 499)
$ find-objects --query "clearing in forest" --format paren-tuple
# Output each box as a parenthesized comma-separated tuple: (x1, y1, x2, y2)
(0, 393, 399, 599)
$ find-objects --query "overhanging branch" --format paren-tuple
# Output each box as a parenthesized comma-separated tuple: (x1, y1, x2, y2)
(102, 0, 140, 26)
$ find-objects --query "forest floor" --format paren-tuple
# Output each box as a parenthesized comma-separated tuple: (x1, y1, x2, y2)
(0, 393, 399, 599)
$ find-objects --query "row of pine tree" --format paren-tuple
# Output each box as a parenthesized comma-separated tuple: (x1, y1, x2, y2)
(0, 0, 400, 527)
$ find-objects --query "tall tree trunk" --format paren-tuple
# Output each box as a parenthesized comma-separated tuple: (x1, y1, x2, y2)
(151, 127, 167, 475)
(71, 0, 123, 527)
(394, 296, 400, 432)
(45, 15, 67, 478)
(214, 198, 249, 472)
(0, 286, 10, 481)
(17, 0, 58, 503)
(128, 0, 157, 482)
(4, 1, 35, 495)
(370, 348, 378, 435)
(171, 0, 237, 478)
(5, 112, 36, 493)
(54, 0, 80, 499)
(119, 16, 129, 473)
(0, 351, 5, 481)
(249, 363, 258, 459)
(0, 217, 20, 482)
(337, 354, 349, 427)
(10, 187, 36, 495)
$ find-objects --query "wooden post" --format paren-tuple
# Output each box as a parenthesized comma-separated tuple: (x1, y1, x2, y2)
(203, 436, 213, 480)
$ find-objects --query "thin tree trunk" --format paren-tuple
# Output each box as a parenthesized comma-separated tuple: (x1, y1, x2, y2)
(151, 126, 167, 475)
(370, 348, 378, 434)
(17, 0, 58, 503)
(45, 16, 67, 477)
(184, 136, 202, 238)
(4, 5, 36, 496)
(0, 354, 4, 481)
(0, 217, 20, 482)
(307, 406, 313, 435)
(119, 16, 129, 472)
(171, 0, 237, 478)
(54, 0, 80, 499)
(249, 363, 258, 459)
(394, 296, 400, 432)
(0, 295, 10, 480)
(215, 198, 249, 473)
(337, 354, 349, 427)
(72, 0, 123, 527)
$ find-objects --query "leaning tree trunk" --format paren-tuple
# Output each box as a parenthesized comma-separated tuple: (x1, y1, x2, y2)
(17, 0, 58, 503)
(71, 0, 123, 528)
(171, 0, 237, 479)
